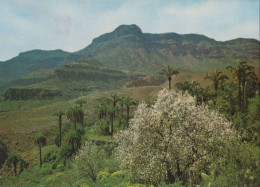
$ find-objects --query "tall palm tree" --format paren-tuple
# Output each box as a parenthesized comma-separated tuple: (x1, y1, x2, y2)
(75, 99, 86, 126)
(106, 103, 115, 139)
(175, 81, 192, 95)
(119, 96, 125, 116)
(124, 96, 136, 125)
(161, 65, 179, 90)
(6, 154, 20, 176)
(53, 111, 65, 147)
(204, 69, 228, 93)
(34, 134, 46, 167)
(227, 61, 255, 112)
(66, 105, 84, 130)
(242, 71, 257, 112)
(111, 94, 120, 119)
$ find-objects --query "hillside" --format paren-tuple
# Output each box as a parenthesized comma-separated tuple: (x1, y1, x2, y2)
(76, 24, 259, 73)
(3, 59, 134, 100)
(0, 49, 72, 85)
(0, 24, 259, 87)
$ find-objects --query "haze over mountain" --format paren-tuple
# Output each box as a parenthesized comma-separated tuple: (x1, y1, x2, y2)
(0, 24, 259, 86)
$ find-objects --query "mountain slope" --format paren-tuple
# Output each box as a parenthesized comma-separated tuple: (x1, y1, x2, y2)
(0, 24, 259, 86)
(76, 24, 259, 73)
(0, 49, 72, 84)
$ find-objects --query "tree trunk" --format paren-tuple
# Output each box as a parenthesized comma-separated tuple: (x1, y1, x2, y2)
(238, 74, 242, 112)
(168, 77, 172, 90)
(121, 103, 124, 116)
(166, 161, 175, 183)
(242, 79, 245, 113)
(72, 142, 75, 153)
(40, 147, 42, 167)
(214, 82, 218, 93)
(14, 163, 17, 176)
(74, 121, 76, 130)
(126, 106, 130, 125)
(244, 82, 247, 113)
(81, 115, 84, 126)
(59, 116, 62, 147)
(110, 112, 114, 139)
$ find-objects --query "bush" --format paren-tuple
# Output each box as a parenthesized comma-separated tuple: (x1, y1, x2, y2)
(116, 89, 234, 184)
(73, 141, 106, 183)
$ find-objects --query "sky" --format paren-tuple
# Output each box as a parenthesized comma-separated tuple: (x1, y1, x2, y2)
(0, 0, 259, 61)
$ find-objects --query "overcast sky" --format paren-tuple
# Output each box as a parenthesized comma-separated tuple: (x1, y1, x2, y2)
(0, 0, 259, 61)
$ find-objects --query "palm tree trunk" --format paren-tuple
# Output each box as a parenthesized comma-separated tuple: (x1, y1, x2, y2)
(121, 103, 124, 116)
(242, 80, 245, 113)
(238, 75, 242, 112)
(168, 78, 171, 90)
(40, 147, 42, 167)
(59, 122, 62, 147)
(110, 112, 114, 139)
(59, 116, 62, 147)
(126, 105, 130, 125)
(14, 163, 17, 176)
(214, 82, 218, 93)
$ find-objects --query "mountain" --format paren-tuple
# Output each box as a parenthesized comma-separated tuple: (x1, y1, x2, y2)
(76, 24, 259, 73)
(0, 49, 72, 85)
(0, 24, 259, 87)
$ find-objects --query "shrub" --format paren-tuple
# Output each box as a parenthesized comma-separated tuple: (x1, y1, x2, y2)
(116, 89, 234, 184)
(73, 141, 106, 183)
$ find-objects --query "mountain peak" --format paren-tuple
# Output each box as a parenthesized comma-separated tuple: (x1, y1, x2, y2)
(91, 24, 143, 44)
(113, 24, 142, 36)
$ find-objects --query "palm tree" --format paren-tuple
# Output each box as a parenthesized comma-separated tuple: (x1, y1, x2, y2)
(75, 99, 86, 126)
(175, 81, 192, 95)
(34, 134, 46, 167)
(107, 103, 115, 139)
(204, 69, 228, 93)
(6, 154, 20, 176)
(53, 111, 65, 147)
(161, 65, 179, 90)
(227, 61, 255, 112)
(119, 96, 125, 116)
(242, 71, 257, 112)
(66, 105, 84, 130)
(111, 94, 120, 119)
(124, 96, 136, 125)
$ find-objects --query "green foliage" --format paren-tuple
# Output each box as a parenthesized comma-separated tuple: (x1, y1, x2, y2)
(93, 119, 110, 135)
(34, 134, 47, 148)
(66, 105, 84, 129)
(209, 140, 260, 186)
(5, 153, 27, 176)
(66, 130, 81, 153)
(73, 141, 106, 183)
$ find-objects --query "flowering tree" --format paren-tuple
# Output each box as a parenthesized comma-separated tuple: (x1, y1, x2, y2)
(116, 89, 234, 184)
(73, 141, 106, 183)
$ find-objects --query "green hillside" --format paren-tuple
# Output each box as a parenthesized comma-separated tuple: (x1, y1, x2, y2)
(3, 59, 135, 100)
(0, 49, 72, 85)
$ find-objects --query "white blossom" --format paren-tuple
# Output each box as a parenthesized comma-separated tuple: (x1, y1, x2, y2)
(116, 89, 234, 184)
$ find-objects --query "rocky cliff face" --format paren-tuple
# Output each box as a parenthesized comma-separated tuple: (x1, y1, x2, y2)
(124, 76, 165, 88)
(4, 88, 62, 100)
